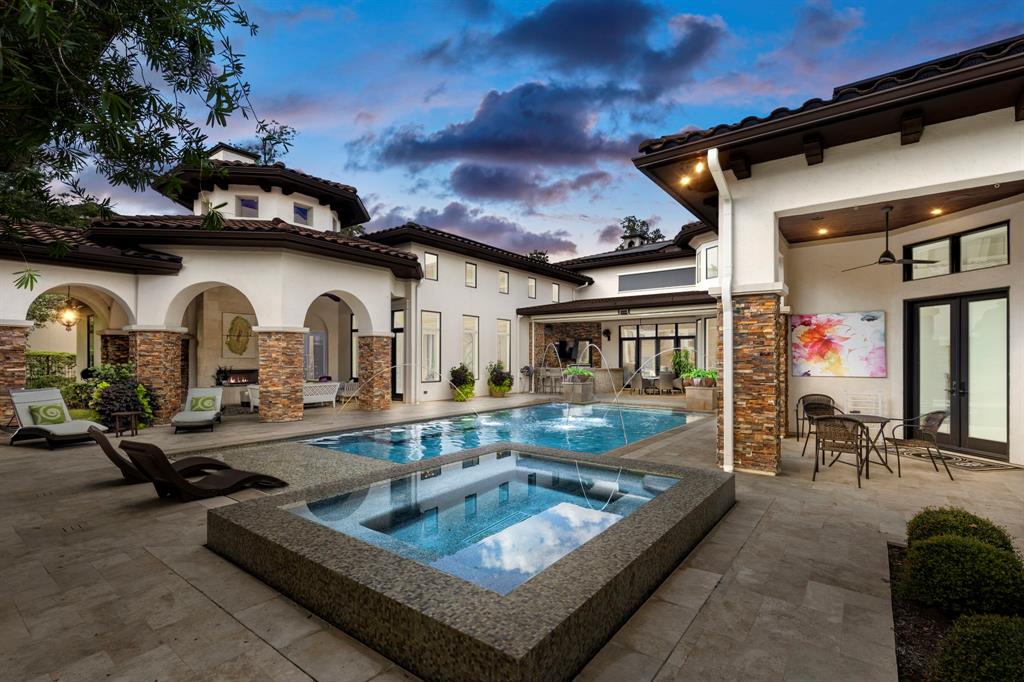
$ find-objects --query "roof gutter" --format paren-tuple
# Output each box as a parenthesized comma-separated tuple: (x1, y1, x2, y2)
(707, 148, 734, 473)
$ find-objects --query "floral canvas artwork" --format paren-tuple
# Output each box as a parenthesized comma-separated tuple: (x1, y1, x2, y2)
(791, 311, 886, 378)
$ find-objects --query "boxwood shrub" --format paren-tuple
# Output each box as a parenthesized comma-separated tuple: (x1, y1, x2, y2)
(931, 614, 1024, 681)
(908, 506, 1015, 552)
(901, 534, 1024, 616)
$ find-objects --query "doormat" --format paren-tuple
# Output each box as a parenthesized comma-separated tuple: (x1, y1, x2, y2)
(904, 450, 1020, 472)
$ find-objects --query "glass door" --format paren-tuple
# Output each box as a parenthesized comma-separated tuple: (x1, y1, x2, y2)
(908, 290, 1008, 458)
(391, 310, 405, 401)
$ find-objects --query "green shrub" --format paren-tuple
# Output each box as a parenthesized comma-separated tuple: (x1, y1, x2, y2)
(562, 366, 594, 380)
(907, 506, 1015, 552)
(25, 350, 76, 379)
(931, 614, 1024, 682)
(902, 535, 1024, 616)
(91, 379, 159, 427)
(69, 408, 101, 422)
(90, 363, 136, 382)
(62, 382, 97, 409)
(449, 363, 475, 401)
(25, 373, 74, 390)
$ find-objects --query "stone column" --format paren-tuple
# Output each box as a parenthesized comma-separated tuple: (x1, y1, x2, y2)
(128, 328, 184, 425)
(257, 330, 305, 422)
(100, 331, 129, 365)
(0, 322, 31, 425)
(716, 293, 784, 475)
(357, 335, 392, 411)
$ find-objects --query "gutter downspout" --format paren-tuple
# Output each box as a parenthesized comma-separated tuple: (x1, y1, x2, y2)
(707, 148, 734, 473)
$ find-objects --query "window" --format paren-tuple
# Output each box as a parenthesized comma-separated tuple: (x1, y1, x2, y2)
(237, 196, 259, 218)
(498, 270, 509, 294)
(618, 268, 696, 292)
(421, 311, 441, 382)
(497, 319, 511, 368)
(705, 245, 719, 279)
(704, 316, 719, 370)
(462, 315, 479, 375)
(350, 314, 358, 379)
(619, 322, 697, 382)
(465, 262, 477, 288)
(905, 223, 1009, 281)
(551, 283, 560, 303)
(424, 252, 438, 280)
(293, 203, 312, 226)
(304, 331, 327, 380)
(527, 277, 537, 299)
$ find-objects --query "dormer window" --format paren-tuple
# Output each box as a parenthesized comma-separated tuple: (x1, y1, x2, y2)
(237, 196, 259, 218)
(293, 203, 312, 226)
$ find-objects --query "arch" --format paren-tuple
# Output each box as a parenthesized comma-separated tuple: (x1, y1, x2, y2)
(22, 281, 136, 327)
(307, 289, 373, 333)
(162, 281, 263, 329)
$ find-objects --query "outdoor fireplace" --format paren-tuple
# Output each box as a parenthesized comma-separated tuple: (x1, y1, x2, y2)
(223, 369, 258, 386)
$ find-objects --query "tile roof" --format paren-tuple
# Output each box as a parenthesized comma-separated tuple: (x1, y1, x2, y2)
(366, 222, 592, 284)
(638, 33, 1024, 155)
(205, 160, 359, 194)
(555, 221, 713, 270)
(1, 221, 182, 273)
(517, 291, 716, 316)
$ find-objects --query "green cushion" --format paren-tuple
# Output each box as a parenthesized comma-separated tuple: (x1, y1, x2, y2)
(190, 396, 216, 412)
(29, 403, 66, 425)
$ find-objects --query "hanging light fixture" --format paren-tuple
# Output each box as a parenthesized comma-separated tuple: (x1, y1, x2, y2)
(56, 286, 80, 332)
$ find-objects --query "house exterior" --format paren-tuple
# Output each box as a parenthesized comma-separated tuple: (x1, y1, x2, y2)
(634, 33, 1024, 471)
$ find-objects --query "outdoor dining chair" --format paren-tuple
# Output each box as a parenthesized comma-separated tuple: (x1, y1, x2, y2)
(795, 393, 836, 439)
(884, 411, 953, 481)
(813, 416, 870, 488)
(801, 400, 844, 457)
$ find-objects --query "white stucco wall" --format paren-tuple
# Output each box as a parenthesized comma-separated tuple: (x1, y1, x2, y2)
(785, 196, 1022, 464)
(191, 184, 340, 231)
(576, 257, 698, 299)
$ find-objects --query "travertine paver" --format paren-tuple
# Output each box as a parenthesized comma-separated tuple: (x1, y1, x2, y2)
(1, 397, 1022, 681)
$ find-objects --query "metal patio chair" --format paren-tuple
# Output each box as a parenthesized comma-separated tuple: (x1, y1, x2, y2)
(801, 401, 843, 457)
(883, 411, 953, 481)
(795, 393, 836, 439)
(813, 416, 870, 488)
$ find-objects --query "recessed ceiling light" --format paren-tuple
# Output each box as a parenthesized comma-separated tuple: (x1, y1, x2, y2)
(694, 160, 705, 174)
(817, 227, 829, 235)
(930, 208, 943, 216)
(680, 176, 691, 186)
(994, 183, 1001, 188)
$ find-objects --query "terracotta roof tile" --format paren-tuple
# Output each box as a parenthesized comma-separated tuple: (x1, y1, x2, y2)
(1, 221, 182, 272)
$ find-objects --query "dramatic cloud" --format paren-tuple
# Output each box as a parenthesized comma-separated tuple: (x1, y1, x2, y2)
(421, 0, 727, 99)
(597, 222, 622, 244)
(454, 0, 494, 18)
(69, 168, 186, 216)
(449, 164, 612, 207)
(363, 200, 578, 255)
(350, 81, 642, 169)
(760, 0, 864, 73)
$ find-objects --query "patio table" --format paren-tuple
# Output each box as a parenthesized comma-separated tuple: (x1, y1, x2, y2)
(844, 413, 895, 478)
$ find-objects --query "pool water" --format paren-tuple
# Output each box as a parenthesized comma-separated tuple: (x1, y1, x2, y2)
(290, 451, 679, 594)
(302, 402, 689, 463)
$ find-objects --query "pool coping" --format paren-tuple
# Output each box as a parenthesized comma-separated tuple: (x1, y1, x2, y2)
(207, 443, 734, 682)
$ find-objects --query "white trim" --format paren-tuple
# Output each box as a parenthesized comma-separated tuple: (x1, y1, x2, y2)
(122, 325, 189, 333)
(708, 148, 734, 474)
(355, 331, 395, 338)
(251, 326, 309, 333)
(0, 319, 34, 328)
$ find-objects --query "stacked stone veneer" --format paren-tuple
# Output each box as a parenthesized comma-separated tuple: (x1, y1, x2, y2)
(0, 325, 29, 424)
(716, 293, 784, 475)
(100, 332, 129, 365)
(129, 330, 182, 425)
(257, 331, 305, 422)
(357, 335, 392, 411)
(532, 321, 603, 376)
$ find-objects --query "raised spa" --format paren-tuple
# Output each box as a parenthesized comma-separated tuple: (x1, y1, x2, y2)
(208, 448, 734, 682)
(302, 402, 690, 462)
(290, 452, 678, 594)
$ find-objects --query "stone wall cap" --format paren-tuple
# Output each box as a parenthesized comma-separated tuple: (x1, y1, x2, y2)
(0, 320, 34, 328)
(355, 331, 395, 338)
(123, 325, 189, 333)
(252, 326, 309, 333)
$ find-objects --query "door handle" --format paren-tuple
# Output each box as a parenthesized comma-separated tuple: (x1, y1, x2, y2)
(958, 381, 968, 396)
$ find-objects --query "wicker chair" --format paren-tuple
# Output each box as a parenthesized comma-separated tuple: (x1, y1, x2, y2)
(801, 401, 844, 457)
(883, 411, 953, 481)
(813, 416, 870, 488)
(795, 393, 836, 439)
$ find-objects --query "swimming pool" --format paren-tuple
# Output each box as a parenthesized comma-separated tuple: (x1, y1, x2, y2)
(302, 402, 690, 463)
(290, 451, 679, 594)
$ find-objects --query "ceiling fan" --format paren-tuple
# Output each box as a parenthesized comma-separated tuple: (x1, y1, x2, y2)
(842, 205, 938, 272)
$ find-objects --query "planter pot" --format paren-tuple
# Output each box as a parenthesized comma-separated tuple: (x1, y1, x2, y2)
(562, 380, 595, 404)
(489, 385, 511, 398)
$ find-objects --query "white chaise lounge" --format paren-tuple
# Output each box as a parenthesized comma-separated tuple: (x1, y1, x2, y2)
(247, 382, 342, 412)
(8, 388, 107, 448)
(171, 387, 223, 433)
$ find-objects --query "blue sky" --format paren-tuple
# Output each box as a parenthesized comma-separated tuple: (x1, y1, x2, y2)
(101, 0, 1023, 258)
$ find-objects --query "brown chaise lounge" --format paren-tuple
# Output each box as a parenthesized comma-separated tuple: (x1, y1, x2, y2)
(120, 440, 288, 501)
(87, 426, 230, 484)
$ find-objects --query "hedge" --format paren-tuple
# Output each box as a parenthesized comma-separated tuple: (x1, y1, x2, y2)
(901, 534, 1024, 616)
(908, 506, 1015, 552)
(931, 614, 1024, 681)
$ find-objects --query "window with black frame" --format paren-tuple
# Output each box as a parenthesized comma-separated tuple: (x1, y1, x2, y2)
(619, 322, 696, 386)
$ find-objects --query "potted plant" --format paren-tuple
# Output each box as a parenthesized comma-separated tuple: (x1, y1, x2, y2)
(671, 349, 694, 392)
(487, 361, 514, 397)
(449, 363, 476, 402)
(562, 366, 595, 404)
(690, 368, 718, 387)
(213, 366, 231, 386)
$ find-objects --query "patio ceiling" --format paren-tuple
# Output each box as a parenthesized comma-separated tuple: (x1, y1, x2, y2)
(779, 178, 1024, 244)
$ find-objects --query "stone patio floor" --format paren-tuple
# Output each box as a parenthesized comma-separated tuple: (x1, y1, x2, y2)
(2, 397, 1022, 681)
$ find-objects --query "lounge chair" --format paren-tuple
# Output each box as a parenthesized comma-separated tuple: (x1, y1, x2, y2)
(87, 426, 229, 483)
(120, 440, 287, 501)
(171, 387, 223, 433)
(8, 388, 107, 448)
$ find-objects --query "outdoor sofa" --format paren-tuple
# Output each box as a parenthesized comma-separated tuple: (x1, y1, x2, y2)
(247, 381, 343, 411)
(8, 388, 107, 448)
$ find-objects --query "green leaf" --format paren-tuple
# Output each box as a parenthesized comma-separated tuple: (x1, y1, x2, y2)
(13, 267, 42, 290)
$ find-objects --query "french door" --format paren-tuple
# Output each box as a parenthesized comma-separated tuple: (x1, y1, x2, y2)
(906, 290, 1008, 458)
(391, 310, 405, 401)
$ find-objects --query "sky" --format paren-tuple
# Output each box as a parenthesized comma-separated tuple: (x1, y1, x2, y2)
(93, 0, 1024, 260)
